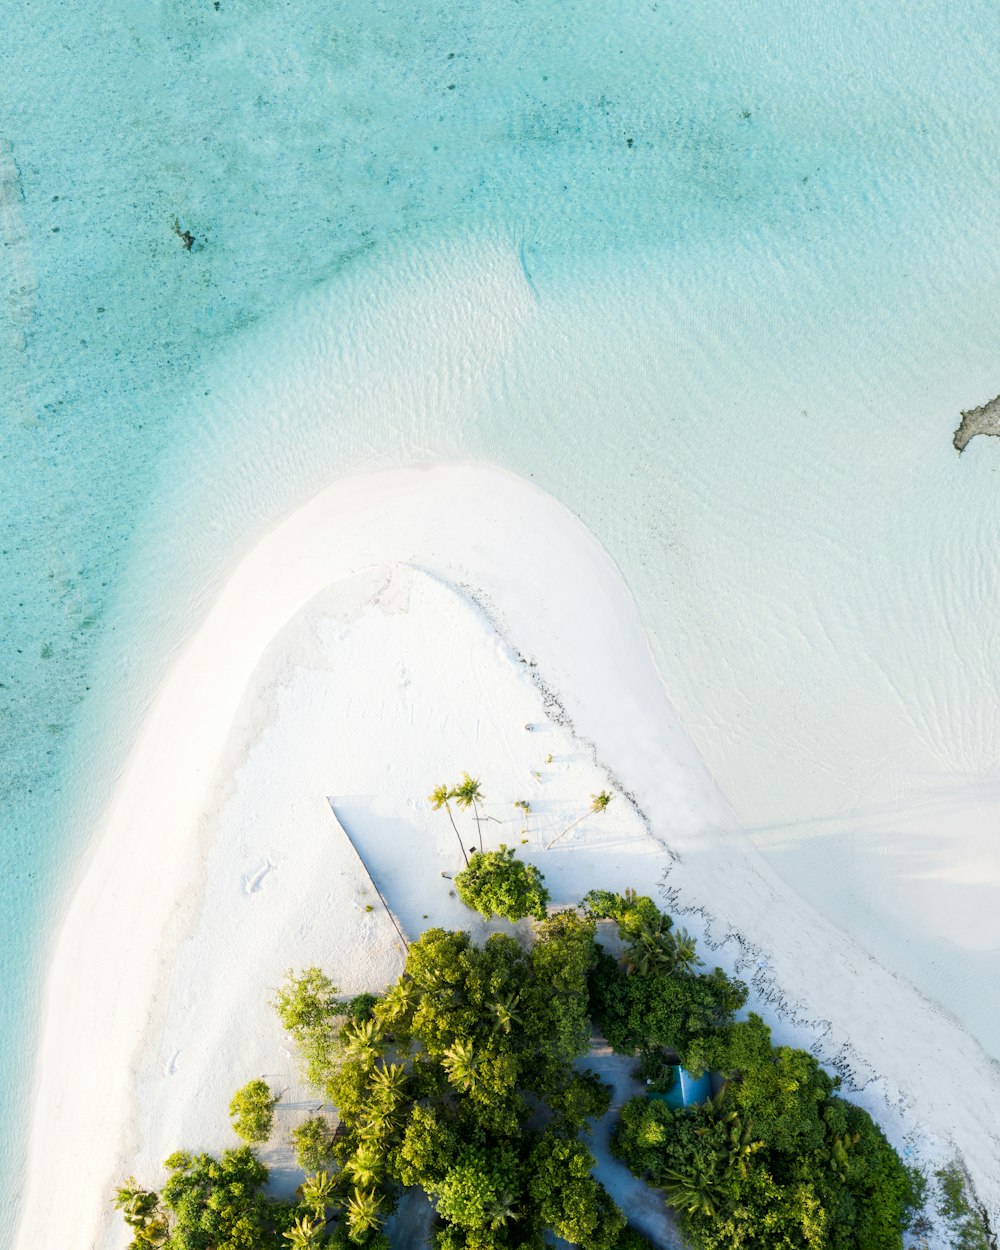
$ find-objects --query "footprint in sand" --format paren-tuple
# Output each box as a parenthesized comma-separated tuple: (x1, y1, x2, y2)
(243, 858, 275, 894)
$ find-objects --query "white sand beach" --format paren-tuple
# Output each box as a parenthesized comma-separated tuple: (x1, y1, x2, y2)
(15, 464, 1000, 1249)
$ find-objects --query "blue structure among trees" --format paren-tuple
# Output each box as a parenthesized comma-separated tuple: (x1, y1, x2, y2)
(649, 1065, 714, 1110)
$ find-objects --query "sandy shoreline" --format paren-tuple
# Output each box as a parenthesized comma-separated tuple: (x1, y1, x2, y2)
(15, 464, 1000, 1249)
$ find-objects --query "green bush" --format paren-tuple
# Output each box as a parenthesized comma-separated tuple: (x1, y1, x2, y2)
(548, 1068, 613, 1130)
(612, 1060, 923, 1250)
(591, 892, 922, 1250)
(454, 844, 550, 922)
(589, 947, 747, 1057)
(528, 1130, 626, 1249)
(581, 888, 668, 937)
(273, 966, 340, 1033)
(161, 1146, 294, 1248)
(331, 924, 622, 1247)
(291, 1114, 334, 1174)
(272, 967, 343, 1093)
(115, 880, 923, 1250)
(228, 1078, 279, 1145)
(345, 992, 380, 1022)
(113, 1179, 168, 1248)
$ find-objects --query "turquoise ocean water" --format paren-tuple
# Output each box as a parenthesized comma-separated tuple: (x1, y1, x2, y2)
(4, 0, 1000, 1236)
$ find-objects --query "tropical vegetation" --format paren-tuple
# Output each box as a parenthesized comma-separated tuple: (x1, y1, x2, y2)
(584, 890, 925, 1250)
(546, 791, 612, 850)
(428, 784, 469, 867)
(453, 844, 550, 922)
(229, 1078, 280, 1145)
(428, 774, 486, 859)
(934, 1163, 991, 1250)
(115, 854, 927, 1249)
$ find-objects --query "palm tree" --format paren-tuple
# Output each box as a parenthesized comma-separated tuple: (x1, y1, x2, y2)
(369, 1061, 408, 1103)
(624, 922, 679, 976)
(346, 1188, 383, 1239)
(623, 909, 692, 977)
(429, 784, 469, 866)
(671, 927, 702, 974)
(452, 772, 485, 852)
(828, 1131, 859, 1181)
(380, 976, 417, 1026)
(546, 790, 613, 849)
(412, 962, 461, 1011)
(113, 1180, 168, 1246)
(723, 1111, 759, 1180)
(300, 1170, 336, 1218)
(699, 1081, 730, 1123)
(622, 941, 643, 976)
(344, 1143, 385, 1188)
(355, 1116, 393, 1149)
(661, 1163, 722, 1218)
(113, 1181, 156, 1223)
(490, 991, 522, 1036)
(285, 1213, 326, 1248)
(342, 1017, 383, 1066)
(691, 1095, 759, 1183)
(361, 1094, 404, 1137)
(442, 1037, 479, 1092)
(485, 1189, 521, 1230)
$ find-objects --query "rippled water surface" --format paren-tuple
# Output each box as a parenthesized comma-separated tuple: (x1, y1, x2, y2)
(3, 0, 1000, 1236)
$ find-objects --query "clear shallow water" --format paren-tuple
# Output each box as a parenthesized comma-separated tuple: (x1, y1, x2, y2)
(3, 0, 1000, 1236)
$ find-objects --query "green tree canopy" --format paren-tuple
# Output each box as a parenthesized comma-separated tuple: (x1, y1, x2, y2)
(290, 1115, 334, 1175)
(159, 1147, 294, 1250)
(272, 967, 343, 1091)
(116, 882, 923, 1250)
(229, 1079, 279, 1145)
(454, 846, 550, 923)
(321, 922, 622, 1248)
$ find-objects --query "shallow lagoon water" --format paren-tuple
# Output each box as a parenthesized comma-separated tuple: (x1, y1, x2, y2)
(3, 0, 1000, 1236)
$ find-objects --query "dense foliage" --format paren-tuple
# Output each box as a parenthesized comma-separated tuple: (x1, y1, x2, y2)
(273, 965, 343, 1092)
(292, 1114, 336, 1174)
(585, 891, 924, 1250)
(453, 845, 550, 922)
(115, 873, 928, 1250)
(319, 913, 624, 1248)
(229, 1079, 280, 1145)
(115, 1147, 296, 1250)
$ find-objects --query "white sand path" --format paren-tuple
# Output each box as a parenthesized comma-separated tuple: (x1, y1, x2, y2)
(14, 464, 1000, 1249)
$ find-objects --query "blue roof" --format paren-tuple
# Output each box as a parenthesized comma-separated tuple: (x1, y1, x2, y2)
(648, 1066, 713, 1109)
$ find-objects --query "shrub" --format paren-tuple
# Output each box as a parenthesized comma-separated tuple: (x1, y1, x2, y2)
(581, 888, 667, 938)
(160, 1146, 293, 1246)
(291, 1114, 334, 1173)
(936, 1164, 990, 1250)
(454, 845, 550, 922)
(273, 967, 343, 1092)
(589, 948, 747, 1056)
(345, 992, 380, 1022)
(273, 966, 339, 1033)
(229, 1078, 279, 1144)
(116, 878, 921, 1250)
